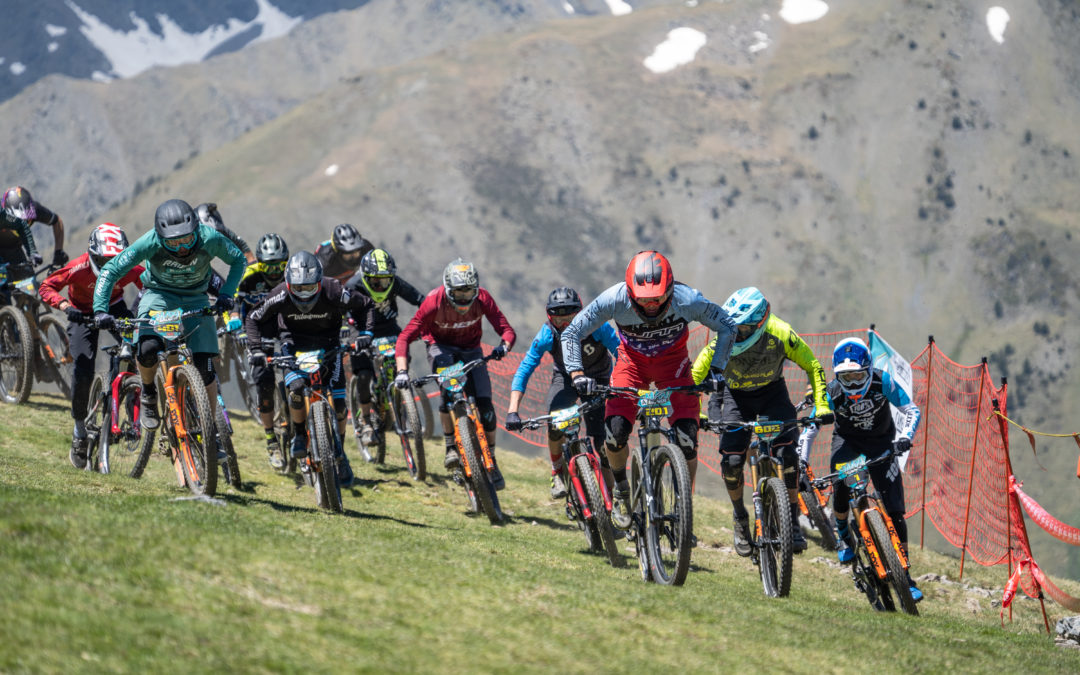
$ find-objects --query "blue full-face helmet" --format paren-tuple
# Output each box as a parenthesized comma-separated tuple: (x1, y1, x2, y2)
(833, 337, 872, 399)
(723, 287, 770, 356)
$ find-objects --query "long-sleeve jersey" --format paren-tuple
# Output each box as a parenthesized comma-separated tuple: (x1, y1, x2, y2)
(395, 287, 516, 358)
(245, 277, 374, 352)
(315, 238, 375, 283)
(209, 220, 250, 255)
(0, 201, 55, 256)
(344, 272, 424, 337)
(828, 369, 920, 442)
(560, 281, 736, 374)
(93, 225, 246, 313)
(235, 264, 283, 307)
(39, 253, 144, 312)
(512, 321, 619, 393)
(690, 313, 831, 414)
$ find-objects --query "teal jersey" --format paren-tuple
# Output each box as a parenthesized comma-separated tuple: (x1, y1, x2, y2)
(92, 224, 245, 313)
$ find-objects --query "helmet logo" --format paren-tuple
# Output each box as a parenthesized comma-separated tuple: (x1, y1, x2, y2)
(634, 252, 665, 285)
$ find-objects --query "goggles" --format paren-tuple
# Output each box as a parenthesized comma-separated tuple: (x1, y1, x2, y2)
(89, 253, 111, 271)
(837, 369, 869, 386)
(449, 286, 478, 305)
(262, 260, 287, 274)
(547, 305, 579, 317)
(290, 282, 321, 300)
(366, 276, 393, 292)
(162, 232, 197, 253)
(737, 324, 758, 339)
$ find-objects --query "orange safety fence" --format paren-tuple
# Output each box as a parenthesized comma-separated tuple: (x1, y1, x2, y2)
(483, 325, 1078, 617)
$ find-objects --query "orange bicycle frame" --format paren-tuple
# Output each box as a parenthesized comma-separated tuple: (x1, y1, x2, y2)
(450, 406, 495, 478)
(160, 360, 203, 488)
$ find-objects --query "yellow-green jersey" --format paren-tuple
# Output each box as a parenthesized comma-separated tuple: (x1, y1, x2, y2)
(691, 313, 831, 414)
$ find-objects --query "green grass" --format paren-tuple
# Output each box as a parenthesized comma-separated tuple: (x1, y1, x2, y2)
(2, 393, 1078, 673)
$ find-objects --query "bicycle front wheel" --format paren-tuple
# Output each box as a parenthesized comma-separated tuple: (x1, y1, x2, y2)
(37, 314, 73, 398)
(801, 486, 837, 552)
(758, 476, 793, 598)
(311, 400, 342, 512)
(645, 444, 693, 585)
(456, 415, 500, 524)
(867, 510, 918, 616)
(576, 452, 623, 568)
(84, 374, 107, 472)
(0, 306, 33, 404)
(393, 383, 426, 481)
(175, 363, 217, 496)
(101, 375, 144, 477)
(216, 406, 242, 490)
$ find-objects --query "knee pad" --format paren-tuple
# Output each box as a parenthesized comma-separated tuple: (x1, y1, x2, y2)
(192, 353, 216, 386)
(672, 419, 699, 461)
(137, 336, 164, 368)
(257, 391, 275, 415)
(334, 398, 347, 422)
(605, 415, 633, 449)
(287, 378, 306, 410)
(721, 452, 746, 491)
(354, 370, 374, 404)
(477, 397, 496, 433)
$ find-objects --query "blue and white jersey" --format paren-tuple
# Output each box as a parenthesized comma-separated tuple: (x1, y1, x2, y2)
(560, 282, 735, 373)
(828, 369, 921, 442)
(511, 321, 619, 392)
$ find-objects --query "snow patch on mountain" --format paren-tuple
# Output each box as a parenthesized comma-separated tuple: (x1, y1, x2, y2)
(65, 0, 302, 79)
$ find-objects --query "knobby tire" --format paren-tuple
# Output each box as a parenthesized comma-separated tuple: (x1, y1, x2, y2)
(802, 488, 837, 552)
(456, 415, 499, 524)
(395, 383, 426, 481)
(84, 374, 106, 472)
(576, 452, 623, 568)
(311, 401, 343, 513)
(101, 375, 143, 477)
(867, 510, 918, 616)
(37, 314, 73, 398)
(0, 306, 33, 404)
(216, 406, 242, 489)
(645, 444, 693, 586)
(760, 476, 793, 598)
(176, 363, 218, 496)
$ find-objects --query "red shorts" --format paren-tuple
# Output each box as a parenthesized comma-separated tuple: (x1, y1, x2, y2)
(606, 343, 698, 422)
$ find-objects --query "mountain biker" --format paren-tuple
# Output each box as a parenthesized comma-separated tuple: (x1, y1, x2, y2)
(560, 251, 735, 530)
(235, 233, 290, 318)
(819, 337, 923, 602)
(393, 258, 516, 488)
(1, 185, 67, 279)
(690, 287, 833, 556)
(39, 224, 144, 468)
(196, 203, 255, 264)
(343, 248, 424, 446)
(91, 199, 247, 446)
(505, 287, 619, 499)
(314, 223, 374, 283)
(244, 251, 375, 481)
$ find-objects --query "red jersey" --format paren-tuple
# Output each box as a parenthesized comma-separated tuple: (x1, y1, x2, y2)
(39, 253, 144, 312)
(395, 287, 516, 358)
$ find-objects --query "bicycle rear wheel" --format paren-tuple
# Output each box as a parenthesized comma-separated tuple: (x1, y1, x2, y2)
(645, 444, 693, 585)
(231, 338, 260, 419)
(867, 510, 918, 615)
(759, 476, 793, 597)
(100, 375, 143, 477)
(84, 374, 106, 472)
(347, 375, 373, 463)
(576, 452, 623, 568)
(311, 401, 342, 512)
(0, 306, 33, 404)
(37, 314, 73, 398)
(216, 406, 242, 490)
(393, 383, 426, 481)
(456, 415, 500, 524)
(175, 363, 217, 496)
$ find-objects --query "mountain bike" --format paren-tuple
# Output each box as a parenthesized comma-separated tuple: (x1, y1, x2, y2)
(519, 396, 625, 568)
(80, 321, 144, 476)
(271, 346, 352, 513)
(714, 414, 822, 598)
(214, 391, 243, 490)
(600, 383, 711, 586)
(0, 262, 72, 403)
(411, 354, 502, 524)
(128, 308, 219, 496)
(792, 397, 836, 552)
(812, 451, 919, 615)
(348, 335, 426, 480)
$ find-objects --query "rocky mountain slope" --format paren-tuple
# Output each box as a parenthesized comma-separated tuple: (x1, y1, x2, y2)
(3, 0, 1079, 569)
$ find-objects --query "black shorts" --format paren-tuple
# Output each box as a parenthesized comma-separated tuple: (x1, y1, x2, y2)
(713, 379, 797, 454)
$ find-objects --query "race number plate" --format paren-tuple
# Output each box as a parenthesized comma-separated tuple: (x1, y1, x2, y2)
(637, 390, 673, 418)
(373, 337, 395, 356)
(551, 405, 582, 430)
(296, 351, 324, 374)
(149, 309, 183, 340)
(436, 362, 467, 393)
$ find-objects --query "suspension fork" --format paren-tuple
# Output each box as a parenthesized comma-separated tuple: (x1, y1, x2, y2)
(855, 504, 888, 579)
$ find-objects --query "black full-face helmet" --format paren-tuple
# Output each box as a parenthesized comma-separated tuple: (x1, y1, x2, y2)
(286, 251, 324, 312)
(154, 199, 200, 257)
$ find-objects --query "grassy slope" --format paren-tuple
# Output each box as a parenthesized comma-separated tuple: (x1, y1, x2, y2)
(2, 393, 1078, 673)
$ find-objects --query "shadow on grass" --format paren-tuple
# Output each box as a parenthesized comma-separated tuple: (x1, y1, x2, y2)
(29, 398, 71, 414)
(226, 492, 431, 528)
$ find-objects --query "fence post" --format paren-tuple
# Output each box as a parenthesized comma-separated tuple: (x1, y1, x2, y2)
(919, 336, 935, 549)
(959, 357, 989, 580)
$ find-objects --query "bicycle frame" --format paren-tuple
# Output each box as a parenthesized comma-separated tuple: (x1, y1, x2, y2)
(416, 357, 496, 480)
(273, 347, 346, 478)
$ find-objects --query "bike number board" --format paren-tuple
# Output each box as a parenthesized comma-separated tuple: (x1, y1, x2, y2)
(551, 405, 582, 430)
(14, 277, 36, 294)
(296, 351, 324, 374)
(149, 309, 184, 340)
(435, 362, 467, 393)
(373, 337, 395, 357)
(637, 390, 673, 418)
(837, 455, 870, 490)
(753, 419, 784, 441)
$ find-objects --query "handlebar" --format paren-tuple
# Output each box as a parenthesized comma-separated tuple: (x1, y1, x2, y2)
(412, 353, 498, 388)
(595, 382, 715, 398)
(518, 395, 606, 430)
(703, 415, 831, 435)
(810, 450, 895, 489)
